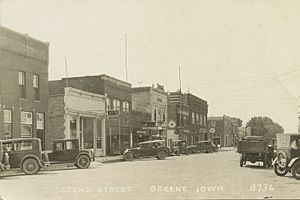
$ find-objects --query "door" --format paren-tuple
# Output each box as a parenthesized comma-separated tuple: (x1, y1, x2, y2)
(51, 141, 78, 162)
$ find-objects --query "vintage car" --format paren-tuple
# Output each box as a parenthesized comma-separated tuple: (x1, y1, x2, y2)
(273, 133, 300, 179)
(237, 136, 274, 168)
(186, 140, 218, 154)
(171, 140, 187, 156)
(0, 138, 46, 175)
(45, 138, 92, 169)
(123, 140, 170, 161)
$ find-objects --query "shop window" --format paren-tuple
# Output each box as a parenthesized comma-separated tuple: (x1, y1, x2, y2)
(33, 74, 40, 100)
(19, 71, 26, 99)
(36, 113, 44, 130)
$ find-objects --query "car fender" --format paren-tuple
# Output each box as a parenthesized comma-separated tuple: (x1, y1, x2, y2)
(288, 157, 300, 168)
(272, 157, 278, 166)
(124, 150, 136, 158)
(75, 152, 91, 162)
(20, 154, 44, 169)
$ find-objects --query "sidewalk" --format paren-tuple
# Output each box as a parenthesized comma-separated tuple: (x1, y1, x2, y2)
(95, 155, 124, 163)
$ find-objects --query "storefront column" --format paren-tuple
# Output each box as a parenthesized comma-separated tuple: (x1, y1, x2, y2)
(101, 118, 106, 156)
(130, 131, 133, 148)
(93, 118, 97, 157)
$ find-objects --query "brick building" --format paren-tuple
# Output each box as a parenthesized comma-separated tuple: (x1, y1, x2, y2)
(0, 26, 49, 149)
(168, 91, 191, 144)
(131, 84, 168, 146)
(186, 93, 208, 143)
(49, 75, 132, 156)
(48, 86, 106, 154)
(207, 115, 238, 147)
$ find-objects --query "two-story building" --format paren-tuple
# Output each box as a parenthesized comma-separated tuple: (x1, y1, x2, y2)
(0, 26, 49, 149)
(131, 84, 168, 146)
(49, 75, 132, 156)
(186, 93, 208, 144)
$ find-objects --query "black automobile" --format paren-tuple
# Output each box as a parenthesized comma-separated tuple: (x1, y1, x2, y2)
(123, 140, 170, 161)
(0, 138, 46, 175)
(171, 140, 187, 156)
(45, 138, 93, 169)
(186, 140, 218, 154)
(273, 133, 300, 179)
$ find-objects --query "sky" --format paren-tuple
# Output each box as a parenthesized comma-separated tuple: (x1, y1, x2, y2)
(1, 0, 300, 132)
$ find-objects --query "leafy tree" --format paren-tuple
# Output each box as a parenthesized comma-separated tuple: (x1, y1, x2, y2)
(246, 116, 284, 138)
(231, 117, 243, 127)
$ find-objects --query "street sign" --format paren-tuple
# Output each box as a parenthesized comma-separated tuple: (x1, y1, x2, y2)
(168, 120, 176, 129)
(209, 128, 216, 134)
(107, 110, 120, 118)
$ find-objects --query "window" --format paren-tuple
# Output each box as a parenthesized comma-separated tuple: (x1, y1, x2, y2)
(33, 74, 40, 100)
(4, 109, 12, 140)
(153, 106, 157, 121)
(112, 99, 120, 110)
(21, 111, 32, 137)
(14, 141, 33, 151)
(203, 115, 207, 126)
(200, 114, 203, 126)
(192, 112, 195, 124)
(106, 97, 111, 111)
(19, 71, 26, 98)
(195, 113, 199, 125)
(122, 101, 129, 113)
(210, 121, 216, 127)
(162, 108, 166, 122)
(36, 113, 44, 130)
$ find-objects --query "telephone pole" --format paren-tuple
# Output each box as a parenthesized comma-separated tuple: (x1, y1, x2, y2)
(124, 33, 128, 82)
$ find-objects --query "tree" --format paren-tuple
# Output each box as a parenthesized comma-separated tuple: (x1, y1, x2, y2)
(246, 116, 284, 138)
(231, 117, 243, 127)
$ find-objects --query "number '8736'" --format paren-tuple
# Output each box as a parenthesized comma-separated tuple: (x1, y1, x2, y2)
(249, 184, 275, 192)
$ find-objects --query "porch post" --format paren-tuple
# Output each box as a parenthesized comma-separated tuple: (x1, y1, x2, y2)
(101, 118, 106, 156)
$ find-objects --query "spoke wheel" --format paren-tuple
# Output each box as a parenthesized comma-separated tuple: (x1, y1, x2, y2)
(157, 151, 167, 160)
(124, 152, 134, 161)
(22, 158, 40, 175)
(274, 163, 288, 177)
(76, 154, 91, 169)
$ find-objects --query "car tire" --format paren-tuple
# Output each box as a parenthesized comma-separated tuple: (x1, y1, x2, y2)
(207, 148, 214, 153)
(22, 158, 40, 175)
(186, 148, 193, 155)
(76, 154, 91, 169)
(157, 151, 167, 160)
(274, 163, 288, 177)
(291, 161, 300, 180)
(124, 152, 134, 161)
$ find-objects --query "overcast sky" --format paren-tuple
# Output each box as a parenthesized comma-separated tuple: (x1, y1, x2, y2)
(1, 0, 300, 132)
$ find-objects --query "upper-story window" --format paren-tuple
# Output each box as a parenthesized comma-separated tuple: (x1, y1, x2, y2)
(162, 108, 166, 122)
(21, 111, 33, 138)
(196, 113, 199, 125)
(33, 74, 40, 100)
(122, 101, 129, 113)
(200, 114, 203, 126)
(112, 99, 120, 110)
(192, 112, 195, 124)
(203, 115, 207, 126)
(210, 121, 216, 127)
(153, 106, 157, 121)
(106, 97, 111, 110)
(19, 71, 26, 99)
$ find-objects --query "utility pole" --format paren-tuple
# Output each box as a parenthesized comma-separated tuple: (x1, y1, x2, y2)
(124, 33, 128, 82)
(64, 56, 69, 87)
(179, 66, 182, 92)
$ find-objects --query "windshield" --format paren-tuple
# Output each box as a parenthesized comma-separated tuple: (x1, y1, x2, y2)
(291, 138, 300, 150)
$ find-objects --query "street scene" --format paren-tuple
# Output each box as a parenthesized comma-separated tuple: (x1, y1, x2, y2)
(1, 1, 300, 200)
(1, 149, 300, 200)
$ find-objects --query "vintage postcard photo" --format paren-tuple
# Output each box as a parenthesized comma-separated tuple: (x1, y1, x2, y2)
(0, 0, 300, 199)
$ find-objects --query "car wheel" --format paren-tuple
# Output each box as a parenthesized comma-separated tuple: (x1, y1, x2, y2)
(76, 154, 91, 169)
(22, 158, 40, 175)
(187, 148, 193, 155)
(157, 151, 167, 160)
(207, 148, 214, 153)
(274, 163, 288, 177)
(291, 161, 300, 179)
(124, 152, 134, 161)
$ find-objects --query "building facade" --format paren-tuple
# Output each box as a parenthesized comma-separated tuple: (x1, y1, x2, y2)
(50, 75, 132, 156)
(48, 86, 106, 155)
(131, 84, 168, 146)
(207, 116, 236, 147)
(186, 93, 208, 144)
(168, 91, 190, 144)
(0, 26, 49, 149)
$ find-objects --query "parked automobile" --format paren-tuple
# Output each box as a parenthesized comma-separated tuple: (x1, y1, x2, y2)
(186, 140, 218, 154)
(171, 140, 187, 156)
(273, 133, 300, 179)
(123, 140, 170, 161)
(237, 136, 274, 168)
(0, 138, 46, 175)
(45, 138, 92, 169)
